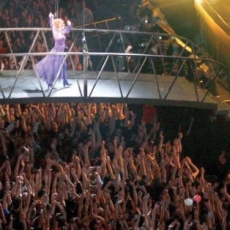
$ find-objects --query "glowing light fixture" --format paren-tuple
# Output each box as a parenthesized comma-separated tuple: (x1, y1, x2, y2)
(195, 0, 203, 4)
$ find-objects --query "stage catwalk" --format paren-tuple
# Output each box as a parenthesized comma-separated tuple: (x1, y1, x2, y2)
(0, 70, 229, 116)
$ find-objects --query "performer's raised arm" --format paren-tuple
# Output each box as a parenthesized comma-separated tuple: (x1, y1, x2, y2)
(49, 12, 54, 28)
(63, 19, 72, 35)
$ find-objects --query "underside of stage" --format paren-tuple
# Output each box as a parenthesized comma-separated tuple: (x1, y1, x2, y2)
(0, 70, 230, 117)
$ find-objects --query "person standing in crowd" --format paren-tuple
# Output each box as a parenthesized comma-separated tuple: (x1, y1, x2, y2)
(216, 150, 230, 182)
(35, 12, 72, 89)
(75, 0, 94, 26)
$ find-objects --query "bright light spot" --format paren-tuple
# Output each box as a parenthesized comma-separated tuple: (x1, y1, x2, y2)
(195, 0, 203, 4)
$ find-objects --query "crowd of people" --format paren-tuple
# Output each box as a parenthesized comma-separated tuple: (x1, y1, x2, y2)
(0, 102, 229, 229)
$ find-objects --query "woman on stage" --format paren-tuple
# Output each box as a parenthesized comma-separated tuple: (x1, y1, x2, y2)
(35, 12, 72, 89)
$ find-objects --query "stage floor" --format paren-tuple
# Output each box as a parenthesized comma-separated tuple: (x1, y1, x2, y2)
(0, 70, 229, 115)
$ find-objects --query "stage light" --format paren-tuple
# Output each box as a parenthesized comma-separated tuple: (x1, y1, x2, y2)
(195, 0, 203, 4)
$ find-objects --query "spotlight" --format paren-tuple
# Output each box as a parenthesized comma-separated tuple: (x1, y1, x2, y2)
(195, 0, 203, 4)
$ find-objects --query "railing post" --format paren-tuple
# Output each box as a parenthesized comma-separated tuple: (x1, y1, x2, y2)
(82, 33, 88, 98)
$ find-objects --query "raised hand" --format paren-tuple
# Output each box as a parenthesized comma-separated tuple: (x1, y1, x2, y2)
(49, 12, 54, 18)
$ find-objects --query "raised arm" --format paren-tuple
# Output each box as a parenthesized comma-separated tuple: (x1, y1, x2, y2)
(63, 19, 72, 34)
(49, 12, 54, 28)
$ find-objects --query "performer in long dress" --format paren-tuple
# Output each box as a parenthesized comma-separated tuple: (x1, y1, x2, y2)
(35, 12, 72, 89)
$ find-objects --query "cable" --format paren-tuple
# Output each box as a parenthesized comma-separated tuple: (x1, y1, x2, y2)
(54, 0, 59, 18)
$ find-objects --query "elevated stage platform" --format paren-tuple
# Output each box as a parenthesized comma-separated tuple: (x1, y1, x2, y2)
(0, 70, 229, 117)
(0, 27, 229, 117)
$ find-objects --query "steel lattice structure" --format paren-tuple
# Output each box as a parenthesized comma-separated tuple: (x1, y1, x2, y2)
(0, 25, 229, 114)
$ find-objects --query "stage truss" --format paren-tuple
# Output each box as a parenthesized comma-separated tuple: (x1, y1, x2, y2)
(0, 25, 229, 115)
